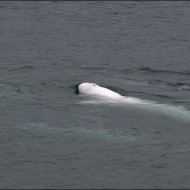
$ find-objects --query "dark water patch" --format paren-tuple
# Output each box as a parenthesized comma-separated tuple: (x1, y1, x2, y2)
(73, 84, 80, 94)
(0, 83, 35, 100)
(68, 84, 81, 95)
(148, 80, 190, 91)
(157, 37, 188, 43)
(109, 11, 119, 15)
(0, 84, 24, 98)
(129, 91, 173, 101)
(122, 67, 190, 76)
(154, 94, 175, 99)
(8, 66, 34, 72)
(80, 67, 107, 71)
(79, 67, 116, 75)
(0, 67, 6, 70)
(119, 78, 190, 92)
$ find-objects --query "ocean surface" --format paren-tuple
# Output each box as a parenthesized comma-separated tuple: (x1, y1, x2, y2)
(0, 1, 190, 189)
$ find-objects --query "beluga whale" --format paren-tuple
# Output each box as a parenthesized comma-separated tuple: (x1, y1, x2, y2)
(76, 82, 190, 123)
(77, 82, 149, 104)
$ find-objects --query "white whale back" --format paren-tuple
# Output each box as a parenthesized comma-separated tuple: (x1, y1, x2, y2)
(78, 83, 122, 98)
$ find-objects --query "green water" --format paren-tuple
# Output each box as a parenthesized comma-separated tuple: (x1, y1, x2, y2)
(16, 122, 138, 143)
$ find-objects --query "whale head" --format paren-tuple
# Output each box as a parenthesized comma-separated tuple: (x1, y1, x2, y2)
(78, 83, 99, 94)
(78, 82, 122, 99)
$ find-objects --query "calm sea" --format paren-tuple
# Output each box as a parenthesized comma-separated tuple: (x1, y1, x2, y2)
(0, 1, 190, 188)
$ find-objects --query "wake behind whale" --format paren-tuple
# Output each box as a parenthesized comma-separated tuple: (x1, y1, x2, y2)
(77, 82, 190, 123)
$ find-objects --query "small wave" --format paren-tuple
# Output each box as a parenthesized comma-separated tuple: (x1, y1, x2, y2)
(118, 78, 190, 92)
(123, 67, 190, 76)
(148, 80, 190, 90)
(131, 91, 173, 100)
(8, 65, 34, 72)
(80, 67, 106, 70)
